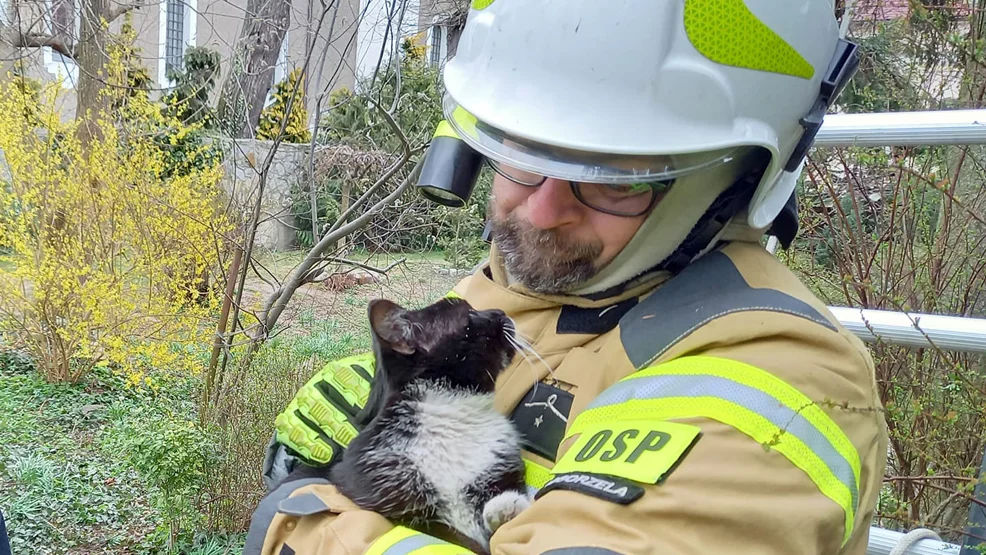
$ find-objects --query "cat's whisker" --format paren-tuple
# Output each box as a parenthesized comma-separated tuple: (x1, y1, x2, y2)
(504, 335, 539, 396)
(507, 325, 534, 344)
(502, 318, 533, 343)
(505, 335, 556, 400)
(508, 334, 553, 378)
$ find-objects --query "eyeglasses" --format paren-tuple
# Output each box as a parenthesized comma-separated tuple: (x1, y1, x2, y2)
(487, 159, 674, 217)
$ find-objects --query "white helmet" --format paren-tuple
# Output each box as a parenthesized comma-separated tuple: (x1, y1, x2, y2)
(442, 0, 857, 232)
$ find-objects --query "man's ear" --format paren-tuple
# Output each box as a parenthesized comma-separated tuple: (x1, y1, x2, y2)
(368, 299, 415, 355)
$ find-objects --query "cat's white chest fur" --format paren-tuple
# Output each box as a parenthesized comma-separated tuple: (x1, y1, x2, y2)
(405, 386, 525, 543)
(408, 387, 517, 489)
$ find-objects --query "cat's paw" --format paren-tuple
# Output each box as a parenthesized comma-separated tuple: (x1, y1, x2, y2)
(482, 490, 531, 534)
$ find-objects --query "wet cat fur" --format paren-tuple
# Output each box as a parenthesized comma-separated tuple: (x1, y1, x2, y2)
(328, 297, 530, 553)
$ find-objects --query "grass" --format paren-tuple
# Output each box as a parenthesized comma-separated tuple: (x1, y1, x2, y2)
(0, 253, 461, 554)
(0, 350, 245, 554)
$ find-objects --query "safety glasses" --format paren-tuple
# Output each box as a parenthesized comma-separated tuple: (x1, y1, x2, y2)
(487, 159, 674, 217)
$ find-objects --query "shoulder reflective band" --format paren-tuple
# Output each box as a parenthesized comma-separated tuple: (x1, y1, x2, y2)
(365, 526, 474, 555)
(565, 355, 861, 547)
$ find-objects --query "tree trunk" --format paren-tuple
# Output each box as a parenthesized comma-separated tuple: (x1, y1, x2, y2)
(75, 0, 110, 146)
(338, 179, 351, 251)
(215, 0, 290, 138)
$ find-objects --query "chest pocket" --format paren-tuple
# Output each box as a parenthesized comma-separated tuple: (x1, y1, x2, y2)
(510, 346, 616, 464)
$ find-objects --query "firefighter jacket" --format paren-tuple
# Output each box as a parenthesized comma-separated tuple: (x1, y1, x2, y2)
(246, 239, 889, 555)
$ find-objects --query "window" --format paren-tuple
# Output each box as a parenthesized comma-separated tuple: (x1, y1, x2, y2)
(428, 24, 446, 66)
(158, 0, 197, 87)
(265, 30, 289, 107)
(165, 0, 186, 75)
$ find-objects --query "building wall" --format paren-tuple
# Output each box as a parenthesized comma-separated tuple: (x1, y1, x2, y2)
(0, 0, 363, 128)
(354, 0, 419, 86)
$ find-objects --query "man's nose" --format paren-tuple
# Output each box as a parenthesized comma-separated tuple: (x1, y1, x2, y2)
(525, 179, 584, 230)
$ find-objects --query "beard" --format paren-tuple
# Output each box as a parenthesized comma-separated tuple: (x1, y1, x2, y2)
(490, 210, 604, 295)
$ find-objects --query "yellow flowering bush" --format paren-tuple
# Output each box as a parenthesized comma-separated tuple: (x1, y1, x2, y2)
(0, 38, 232, 384)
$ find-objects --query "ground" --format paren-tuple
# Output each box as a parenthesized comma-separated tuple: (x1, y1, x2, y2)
(0, 249, 463, 555)
(239, 250, 467, 339)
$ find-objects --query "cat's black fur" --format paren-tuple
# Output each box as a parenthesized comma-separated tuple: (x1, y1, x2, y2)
(326, 296, 530, 553)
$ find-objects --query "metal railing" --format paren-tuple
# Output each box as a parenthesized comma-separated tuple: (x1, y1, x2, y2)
(806, 108, 986, 554)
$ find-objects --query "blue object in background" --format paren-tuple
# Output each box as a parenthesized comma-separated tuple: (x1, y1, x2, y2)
(0, 509, 10, 555)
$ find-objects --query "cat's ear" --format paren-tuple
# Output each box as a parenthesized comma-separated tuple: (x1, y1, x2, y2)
(368, 299, 415, 355)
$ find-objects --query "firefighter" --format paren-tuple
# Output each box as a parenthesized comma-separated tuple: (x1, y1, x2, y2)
(247, 0, 889, 553)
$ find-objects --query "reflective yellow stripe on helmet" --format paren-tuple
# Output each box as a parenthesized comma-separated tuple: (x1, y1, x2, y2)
(433, 120, 459, 140)
(366, 526, 474, 555)
(451, 106, 480, 140)
(683, 0, 814, 79)
(564, 355, 860, 547)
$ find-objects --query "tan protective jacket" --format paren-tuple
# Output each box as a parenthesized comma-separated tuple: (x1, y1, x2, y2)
(252, 240, 888, 555)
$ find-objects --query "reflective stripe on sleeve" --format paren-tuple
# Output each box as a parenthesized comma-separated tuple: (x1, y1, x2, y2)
(523, 459, 554, 497)
(366, 527, 474, 555)
(565, 355, 861, 547)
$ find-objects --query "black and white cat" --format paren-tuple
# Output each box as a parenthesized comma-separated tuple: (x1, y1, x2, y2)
(327, 296, 530, 553)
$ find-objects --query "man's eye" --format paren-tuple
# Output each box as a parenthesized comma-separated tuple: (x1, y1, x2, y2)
(601, 184, 646, 196)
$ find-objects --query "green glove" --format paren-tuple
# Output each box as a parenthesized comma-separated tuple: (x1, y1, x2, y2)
(274, 352, 376, 465)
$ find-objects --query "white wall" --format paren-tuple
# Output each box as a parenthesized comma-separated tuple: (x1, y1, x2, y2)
(355, 0, 420, 88)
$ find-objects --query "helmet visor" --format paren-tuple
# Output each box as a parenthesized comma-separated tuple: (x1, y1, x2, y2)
(443, 95, 745, 185)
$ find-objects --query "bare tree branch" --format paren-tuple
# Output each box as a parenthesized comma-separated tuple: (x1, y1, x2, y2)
(6, 31, 75, 59)
(105, 1, 145, 22)
(312, 256, 406, 278)
(326, 96, 413, 235)
(256, 155, 423, 342)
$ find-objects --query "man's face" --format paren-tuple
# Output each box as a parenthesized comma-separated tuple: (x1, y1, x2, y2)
(489, 173, 649, 294)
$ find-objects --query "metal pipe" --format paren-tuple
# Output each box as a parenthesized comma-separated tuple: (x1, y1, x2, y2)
(816, 109, 986, 147)
(865, 526, 960, 555)
(828, 306, 986, 352)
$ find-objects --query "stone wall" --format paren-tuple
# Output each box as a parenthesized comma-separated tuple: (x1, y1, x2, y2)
(214, 138, 311, 252)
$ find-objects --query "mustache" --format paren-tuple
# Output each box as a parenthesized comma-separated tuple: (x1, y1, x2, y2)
(489, 213, 603, 294)
(495, 216, 602, 261)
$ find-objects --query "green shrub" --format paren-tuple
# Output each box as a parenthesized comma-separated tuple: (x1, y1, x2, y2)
(202, 317, 369, 530)
(101, 404, 218, 550)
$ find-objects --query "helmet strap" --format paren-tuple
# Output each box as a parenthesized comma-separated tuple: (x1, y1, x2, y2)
(658, 173, 761, 275)
(784, 38, 860, 172)
(766, 191, 799, 250)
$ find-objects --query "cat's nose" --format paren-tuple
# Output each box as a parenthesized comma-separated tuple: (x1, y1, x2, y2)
(490, 309, 512, 329)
